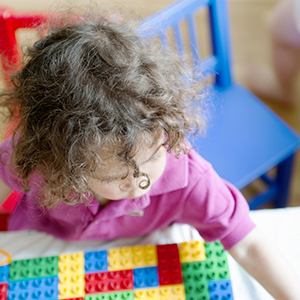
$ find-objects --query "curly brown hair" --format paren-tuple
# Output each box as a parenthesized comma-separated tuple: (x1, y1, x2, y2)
(0, 10, 207, 207)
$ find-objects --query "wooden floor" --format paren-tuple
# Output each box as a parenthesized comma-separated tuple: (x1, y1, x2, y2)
(1, 0, 300, 207)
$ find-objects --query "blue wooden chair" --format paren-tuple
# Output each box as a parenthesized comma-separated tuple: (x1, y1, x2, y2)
(139, 0, 300, 209)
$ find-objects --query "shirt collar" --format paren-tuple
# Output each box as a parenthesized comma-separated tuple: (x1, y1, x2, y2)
(149, 150, 188, 196)
(95, 195, 151, 220)
(86, 195, 100, 215)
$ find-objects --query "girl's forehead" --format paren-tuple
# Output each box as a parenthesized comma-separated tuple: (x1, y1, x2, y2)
(93, 137, 164, 178)
(100, 131, 164, 160)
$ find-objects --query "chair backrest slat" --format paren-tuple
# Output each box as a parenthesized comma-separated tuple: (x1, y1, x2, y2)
(139, 0, 232, 88)
(159, 31, 170, 47)
(139, 0, 210, 33)
(172, 22, 184, 55)
(186, 14, 201, 64)
(208, 1, 232, 87)
(195, 55, 218, 79)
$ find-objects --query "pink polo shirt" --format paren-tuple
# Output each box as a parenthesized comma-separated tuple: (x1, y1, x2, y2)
(0, 137, 255, 250)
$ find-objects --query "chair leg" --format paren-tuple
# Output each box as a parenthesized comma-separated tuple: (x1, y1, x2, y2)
(273, 154, 296, 208)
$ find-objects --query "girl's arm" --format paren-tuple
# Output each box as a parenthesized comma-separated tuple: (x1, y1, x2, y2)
(0, 179, 12, 206)
(228, 227, 300, 299)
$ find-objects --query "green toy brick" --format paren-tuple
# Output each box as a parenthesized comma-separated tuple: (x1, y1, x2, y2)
(9, 256, 59, 281)
(204, 241, 230, 281)
(181, 261, 210, 300)
(84, 290, 134, 300)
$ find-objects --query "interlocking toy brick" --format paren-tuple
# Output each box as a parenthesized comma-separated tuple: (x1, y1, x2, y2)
(0, 266, 9, 283)
(85, 270, 133, 294)
(85, 251, 108, 273)
(157, 244, 183, 286)
(58, 253, 85, 299)
(3, 240, 234, 300)
(7, 277, 58, 300)
(9, 257, 58, 281)
(134, 284, 186, 300)
(107, 246, 157, 271)
(134, 288, 158, 300)
(181, 261, 209, 300)
(0, 283, 8, 300)
(85, 291, 134, 300)
(208, 280, 233, 300)
(133, 267, 159, 289)
(158, 285, 186, 300)
(204, 242, 230, 281)
(179, 241, 206, 263)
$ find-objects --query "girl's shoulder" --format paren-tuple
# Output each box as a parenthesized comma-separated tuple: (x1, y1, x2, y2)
(150, 149, 212, 196)
(0, 136, 15, 163)
(165, 148, 212, 177)
(0, 136, 24, 192)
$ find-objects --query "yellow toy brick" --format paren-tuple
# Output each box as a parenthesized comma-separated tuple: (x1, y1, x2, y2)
(134, 285, 186, 300)
(135, 288, 159, 299)
(159, 285, 186, 300)
(179, 240, 206, 263)
(58, 252, 85, 299)
(108, 245, 157, 271)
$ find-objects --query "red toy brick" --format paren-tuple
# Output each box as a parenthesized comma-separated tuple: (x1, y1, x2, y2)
(157, 244, 183, 285)
(63, 298, 84, 300)
(85, 270, 133, 294)
(0, 283, 8, 300)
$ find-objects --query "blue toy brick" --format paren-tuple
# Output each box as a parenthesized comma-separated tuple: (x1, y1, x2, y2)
(0, 265, 9, 283)
(84, 251, 108, 273)
(7, 277, 58, 300)
(133, 267, 159, 289)
(208, 280, 234, 300)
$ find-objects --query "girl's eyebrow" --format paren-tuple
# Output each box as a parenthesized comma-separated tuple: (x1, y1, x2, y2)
(97, 173, 127, 182)
(94, 170, 128, 182)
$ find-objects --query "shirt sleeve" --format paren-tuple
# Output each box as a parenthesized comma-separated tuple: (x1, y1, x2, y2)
(0, 137, 24, 192)
(181, 152, 256, 250)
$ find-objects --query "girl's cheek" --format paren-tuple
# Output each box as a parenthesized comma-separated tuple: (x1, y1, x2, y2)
(150, 149, 167, 182)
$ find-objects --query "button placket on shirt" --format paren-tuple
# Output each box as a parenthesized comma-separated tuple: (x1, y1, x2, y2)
(83, 195, 151, 239)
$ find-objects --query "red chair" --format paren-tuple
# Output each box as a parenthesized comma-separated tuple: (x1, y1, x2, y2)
(0, 191, 21, 231)
(0, 7, 48, 230)
(0, 7, 47, 82)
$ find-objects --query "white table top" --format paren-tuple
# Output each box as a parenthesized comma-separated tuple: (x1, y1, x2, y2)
(2, 207, 300, 300)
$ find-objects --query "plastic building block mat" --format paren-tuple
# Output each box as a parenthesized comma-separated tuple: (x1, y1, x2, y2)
(0, 240, 234, 300)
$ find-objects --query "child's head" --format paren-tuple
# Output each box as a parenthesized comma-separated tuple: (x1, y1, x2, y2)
(1, 11, 206, 207)
(88, 134, 167, 202)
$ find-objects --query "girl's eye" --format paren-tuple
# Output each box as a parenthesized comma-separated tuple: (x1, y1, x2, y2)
(101, 178, 116, 184)
(149, 150, 161, 163)
(99, 172, 128, 184)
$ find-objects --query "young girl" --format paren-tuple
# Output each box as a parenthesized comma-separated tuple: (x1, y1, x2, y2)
(0, 10, 299, 299)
